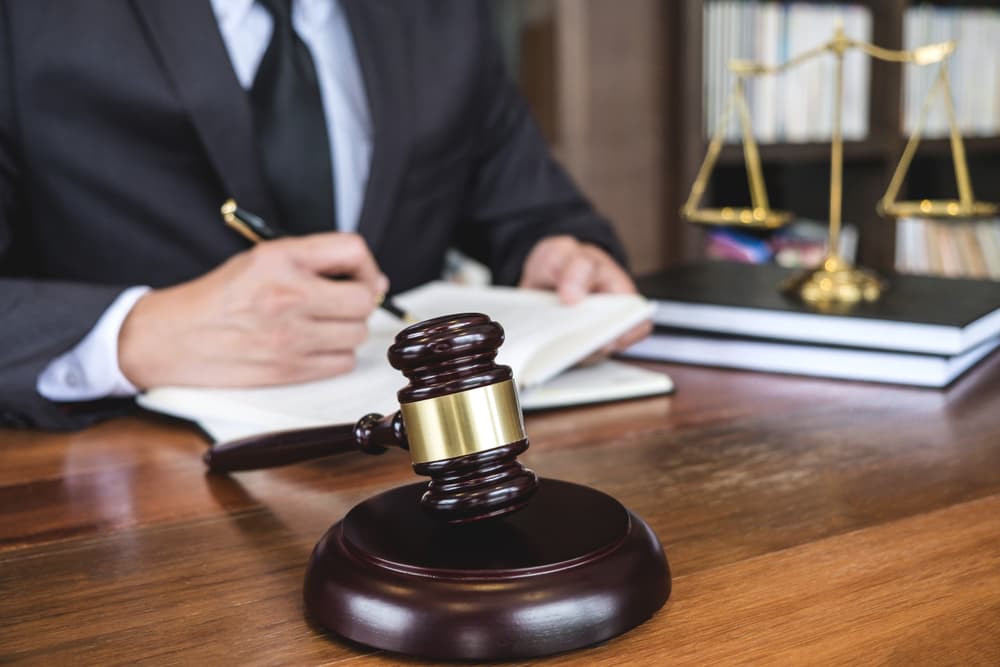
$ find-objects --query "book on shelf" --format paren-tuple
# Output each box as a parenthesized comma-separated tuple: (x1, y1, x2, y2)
(622, 261, 1000, 386)
(138, 282, 673, 443)
(904, 5, 1000, 138)
(896, 217, 1000, 281)
(703, 1, 871, 143)
(705, 219, 858, 268)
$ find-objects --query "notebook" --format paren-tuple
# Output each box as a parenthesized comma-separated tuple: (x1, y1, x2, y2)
(138, 282, 673, 442)
(637, 261, 1000, 356)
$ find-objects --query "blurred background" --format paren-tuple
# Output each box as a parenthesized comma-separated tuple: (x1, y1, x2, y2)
(490, 0, 1000, 281)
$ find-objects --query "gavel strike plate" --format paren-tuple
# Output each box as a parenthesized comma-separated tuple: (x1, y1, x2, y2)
(303, 478, 670, 660)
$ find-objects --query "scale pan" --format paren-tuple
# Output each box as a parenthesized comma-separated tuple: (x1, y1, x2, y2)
(879, 199, 999, 220)
(685, 207, 793, 229)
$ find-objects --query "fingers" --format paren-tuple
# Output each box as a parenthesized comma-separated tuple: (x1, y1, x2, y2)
(263, 232, 389, 296)
(618, 319, 654, 347)
(558, 253, 597, 304)
(297, 276, 382, 320)
(584, 245, 637, 295)
(247, 275, 379, 325)
(520, 235, 638, 304)
(213, 317, 367, 384)
(518, 236, 574, 289)
(285, 353, 358, 384)
(296, 319, 369, 355)
(516, 236, 650, 370)
(519, 236, 596, 302)
(244, 233, 390, 321)
(199, 352, 358, 388)
(118, 235, 386, 389)
(259, 319, 369, 357)
(562, 245, 637, 302)
(606, 319, 654, 354)
(577, 319, 653, 367)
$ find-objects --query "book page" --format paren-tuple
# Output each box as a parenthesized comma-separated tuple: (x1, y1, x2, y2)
(395, 283, 654, 386)
(520, 361, 673, 411)
(520, 298, 654, 385)
(139, 282, 656, 440)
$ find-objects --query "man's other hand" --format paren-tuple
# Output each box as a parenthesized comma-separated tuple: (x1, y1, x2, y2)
(518, 235, 652, 356)
(118, 233, 388, 389)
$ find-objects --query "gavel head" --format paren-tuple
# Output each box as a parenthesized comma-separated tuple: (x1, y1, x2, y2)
(388, 313, 539, 523)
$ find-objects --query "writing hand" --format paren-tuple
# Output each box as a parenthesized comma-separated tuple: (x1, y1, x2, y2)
(518, 235, 652, 357)
(118, 233, 389, 389)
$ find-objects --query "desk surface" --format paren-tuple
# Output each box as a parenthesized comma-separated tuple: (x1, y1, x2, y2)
(2, 357, 999, 665)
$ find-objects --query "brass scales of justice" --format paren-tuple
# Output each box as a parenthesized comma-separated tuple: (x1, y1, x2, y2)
(683, 23, 998, 307)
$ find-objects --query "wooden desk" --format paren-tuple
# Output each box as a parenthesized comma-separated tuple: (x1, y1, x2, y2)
(2, 356, 999, 665)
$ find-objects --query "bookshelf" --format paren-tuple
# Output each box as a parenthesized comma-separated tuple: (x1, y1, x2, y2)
(504, 0, 1000, 275)
(667, 0, 1000, 273)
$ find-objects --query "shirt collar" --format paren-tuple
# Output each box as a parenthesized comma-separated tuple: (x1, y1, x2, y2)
(209, 0, 256, 25)
(209, 0, 333, 26)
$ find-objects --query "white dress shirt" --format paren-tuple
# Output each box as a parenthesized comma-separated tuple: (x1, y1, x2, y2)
(37, 0, 372, 402)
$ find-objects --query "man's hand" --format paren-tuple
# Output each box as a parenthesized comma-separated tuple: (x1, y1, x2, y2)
(118, 233, 388, 389)
(518, 235, 652, 356)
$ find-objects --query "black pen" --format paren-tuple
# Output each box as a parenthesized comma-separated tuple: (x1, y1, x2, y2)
(221, 199, 414, 323)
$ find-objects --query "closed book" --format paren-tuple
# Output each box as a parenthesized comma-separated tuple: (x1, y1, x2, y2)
(636, 261, 1000, 356)
(623, 327, 1000, 388)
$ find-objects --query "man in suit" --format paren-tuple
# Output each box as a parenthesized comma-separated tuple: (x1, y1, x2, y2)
(0, 0, 647, 430)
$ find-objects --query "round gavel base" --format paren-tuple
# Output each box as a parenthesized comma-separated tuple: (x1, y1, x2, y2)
(304, 478, 671, 660)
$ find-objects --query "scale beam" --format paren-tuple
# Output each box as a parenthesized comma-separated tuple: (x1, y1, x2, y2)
(684, 23, 996, 307)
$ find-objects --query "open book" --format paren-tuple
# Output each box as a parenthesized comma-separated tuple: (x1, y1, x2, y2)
(137, 282, 673, 442)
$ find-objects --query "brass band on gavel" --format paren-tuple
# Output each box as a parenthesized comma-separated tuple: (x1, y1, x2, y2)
(400, 379, 526, 464)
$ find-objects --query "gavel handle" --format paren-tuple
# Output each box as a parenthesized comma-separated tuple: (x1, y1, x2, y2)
(204, 412, 407, 473)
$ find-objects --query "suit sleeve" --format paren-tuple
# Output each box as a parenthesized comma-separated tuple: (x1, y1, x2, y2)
(454, 2, 628, 286)
(0, 5, 131, 430)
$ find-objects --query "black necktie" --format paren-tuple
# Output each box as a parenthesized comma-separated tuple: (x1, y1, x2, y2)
(250, 0, 335, 234)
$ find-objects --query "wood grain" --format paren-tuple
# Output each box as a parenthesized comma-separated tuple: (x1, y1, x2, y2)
(1, 355, 999, 664)
(341, 494, 1000, 666)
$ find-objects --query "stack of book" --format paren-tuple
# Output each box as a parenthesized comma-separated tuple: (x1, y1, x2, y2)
(623, 261, 1000, 388)
(703, 1, 872, 143)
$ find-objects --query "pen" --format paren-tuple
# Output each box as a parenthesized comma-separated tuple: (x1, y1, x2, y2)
(221, 199, 414, 323)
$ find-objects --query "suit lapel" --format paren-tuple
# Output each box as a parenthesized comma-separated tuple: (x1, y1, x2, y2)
(131, 0, 278, 222)
(342, 0, 413, 254)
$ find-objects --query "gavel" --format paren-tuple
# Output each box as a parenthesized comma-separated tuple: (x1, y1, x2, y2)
(216, 314, 670, 659)
(204, 313, 539, 523)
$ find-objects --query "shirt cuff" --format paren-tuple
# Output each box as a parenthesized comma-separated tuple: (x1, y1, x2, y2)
(36, 286, 152, 401)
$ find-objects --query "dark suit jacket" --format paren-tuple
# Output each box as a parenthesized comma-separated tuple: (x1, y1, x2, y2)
(0, 0, 626, 429)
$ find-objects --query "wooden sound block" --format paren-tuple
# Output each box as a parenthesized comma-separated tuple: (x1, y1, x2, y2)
(304, 478, 671, 660)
